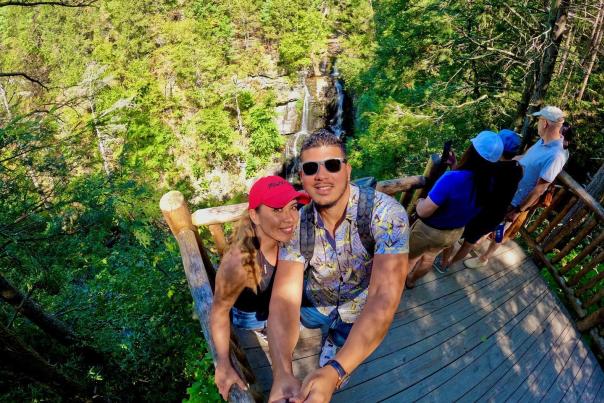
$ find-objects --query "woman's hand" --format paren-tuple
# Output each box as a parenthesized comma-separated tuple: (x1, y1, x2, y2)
(215, 361, 247, 401)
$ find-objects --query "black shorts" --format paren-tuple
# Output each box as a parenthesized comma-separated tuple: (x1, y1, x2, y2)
(462, 210, 501, 244)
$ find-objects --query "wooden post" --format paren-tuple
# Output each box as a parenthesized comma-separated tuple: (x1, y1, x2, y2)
(526, 188, 566, 233)
(209, 224, 228, 256)
(519, 228, 586, 318)
(577, 307, 604, 332)
(559, 228, 604, 275)
(551, 217, 597, 264)
(160, 191, 256, 403)
(407, 155, 438, 214)
(543, 207, 589, 253)
(535, 196, 577, 243)
(567, 249, 604, 287)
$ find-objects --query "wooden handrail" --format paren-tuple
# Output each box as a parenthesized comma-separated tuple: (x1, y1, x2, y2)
(520, 168, 604, 359)
(160, 191, 256, 403)
(192, 175, 426, 226)
(557, 171, 604, 221)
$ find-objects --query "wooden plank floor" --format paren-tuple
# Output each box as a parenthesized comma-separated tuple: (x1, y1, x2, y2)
(235, 241, 604, 402)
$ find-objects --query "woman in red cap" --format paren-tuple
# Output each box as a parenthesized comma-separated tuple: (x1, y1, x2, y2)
(210, 176, 309, 400)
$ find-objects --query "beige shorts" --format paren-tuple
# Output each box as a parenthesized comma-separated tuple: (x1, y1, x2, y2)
(409, 219, 464, 259)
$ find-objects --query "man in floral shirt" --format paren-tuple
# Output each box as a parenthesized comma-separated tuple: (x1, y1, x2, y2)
(267, 129, 409, 403)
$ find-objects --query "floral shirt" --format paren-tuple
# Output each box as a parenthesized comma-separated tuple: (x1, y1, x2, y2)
(279, 185, 409, 323)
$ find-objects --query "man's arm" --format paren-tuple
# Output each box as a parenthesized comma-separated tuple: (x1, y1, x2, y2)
(296, 253, 408, 402)
(267, 260, 305, 402)
(505, 179, 550, 221)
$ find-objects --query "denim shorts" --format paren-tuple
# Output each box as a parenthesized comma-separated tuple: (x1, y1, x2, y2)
(231, 307, 267, 330)
(300, 304, 352, 347)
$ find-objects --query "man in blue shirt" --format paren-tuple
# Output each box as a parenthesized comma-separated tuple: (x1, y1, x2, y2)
(465, 106, 569, 268)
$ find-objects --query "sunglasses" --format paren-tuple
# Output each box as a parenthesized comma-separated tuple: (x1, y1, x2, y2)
(300, 158, 347, 176)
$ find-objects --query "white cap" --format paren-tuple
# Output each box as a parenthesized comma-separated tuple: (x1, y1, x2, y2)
(532, 106, 564, 123)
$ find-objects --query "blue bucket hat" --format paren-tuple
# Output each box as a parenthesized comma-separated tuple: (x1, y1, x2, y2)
(498, 129, 522, 154)
(470, 130, 503, 163)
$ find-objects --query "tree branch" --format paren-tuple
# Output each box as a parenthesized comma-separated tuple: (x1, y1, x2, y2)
(0, 73, 47, 89)
(0, 0, 96, 7)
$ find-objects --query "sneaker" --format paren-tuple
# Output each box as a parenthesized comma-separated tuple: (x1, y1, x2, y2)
(319, 337, 338, 367)
(464, 257, 488, 269)
(433, 255, 447, 274)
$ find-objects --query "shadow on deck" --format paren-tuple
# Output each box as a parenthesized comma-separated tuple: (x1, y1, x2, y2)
(236, 241, 604, 402)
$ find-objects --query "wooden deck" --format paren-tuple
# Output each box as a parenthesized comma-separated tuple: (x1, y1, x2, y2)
(235, 241, 604, 402)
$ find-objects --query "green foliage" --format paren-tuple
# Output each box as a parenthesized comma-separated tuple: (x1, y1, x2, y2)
(183, 352, 222, 403)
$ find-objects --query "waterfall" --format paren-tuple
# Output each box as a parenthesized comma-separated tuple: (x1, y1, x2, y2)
(285, 80, 311, 182)
(330, 65, 344, 138)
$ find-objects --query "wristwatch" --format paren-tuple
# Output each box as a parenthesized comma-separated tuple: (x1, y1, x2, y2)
(325, 359, 350, 389)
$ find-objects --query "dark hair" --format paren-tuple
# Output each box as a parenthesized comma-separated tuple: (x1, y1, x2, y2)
(502, 149, 519, 160)
(560, 122, 573, 149)
(456, 144, 496, 207)
(300, 128, 346, 159)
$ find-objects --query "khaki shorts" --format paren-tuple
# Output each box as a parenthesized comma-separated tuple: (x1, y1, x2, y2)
(409, 219, 464, 259)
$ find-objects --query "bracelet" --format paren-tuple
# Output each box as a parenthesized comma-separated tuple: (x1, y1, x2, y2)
(325, 359, 350, 390)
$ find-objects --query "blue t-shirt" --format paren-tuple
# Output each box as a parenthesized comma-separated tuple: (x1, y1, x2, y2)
(423, 170, 481, 230)
(511, 138, 568, 207)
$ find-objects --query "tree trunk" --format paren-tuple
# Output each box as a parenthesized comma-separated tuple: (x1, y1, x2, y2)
(518, 0, 571, 147)
(576, 0, 604, 101)
(0, 322, 86, 398)
(556, 26, 573, 77)
(0, 273, 104, 363)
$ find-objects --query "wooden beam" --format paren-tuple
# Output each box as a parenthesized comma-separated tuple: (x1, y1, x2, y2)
(535, 196, 577, 243)
(209, 224, 228, 256)
(557, 171, 604, 221)
(577, 307, 604, 332)
(193, 203, 247, 227)
(567, 249, 604, 287)
(543, 207, 588, 253)
(559, 228, 604, 275)
(551, 217, 597, 264)
(192, 175, 427, 226)
(527, 188, 566, 233)
(160, 192, 256, 402)
(519, 228, 586, 318)
(375, 175, 426, 196)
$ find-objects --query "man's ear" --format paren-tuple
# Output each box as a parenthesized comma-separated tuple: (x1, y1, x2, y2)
(249, 208, 260, 226)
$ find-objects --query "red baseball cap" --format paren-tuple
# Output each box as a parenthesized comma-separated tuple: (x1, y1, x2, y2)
(248, 176, 310, 209)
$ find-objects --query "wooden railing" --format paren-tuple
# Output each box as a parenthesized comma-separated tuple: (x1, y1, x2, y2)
(520, 170, 604, 357)
(159, 174, 426, 402)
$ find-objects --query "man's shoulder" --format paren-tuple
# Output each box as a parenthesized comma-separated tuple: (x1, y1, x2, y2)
(372, 190, 408, 219)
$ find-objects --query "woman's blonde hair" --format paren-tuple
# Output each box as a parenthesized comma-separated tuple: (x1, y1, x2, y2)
(227, 211, 262, 292)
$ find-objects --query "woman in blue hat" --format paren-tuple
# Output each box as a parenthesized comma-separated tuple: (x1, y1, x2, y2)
(439, 129, 524, 272)
(405, 131, 503, 288)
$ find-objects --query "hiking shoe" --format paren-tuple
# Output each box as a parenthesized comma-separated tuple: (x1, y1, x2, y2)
(319, 337, 338, 367)
(464, 257, 488, 269)
(433, 255, 447, 274)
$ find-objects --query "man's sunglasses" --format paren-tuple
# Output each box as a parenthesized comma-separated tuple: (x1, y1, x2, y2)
(300, 158, 347, 176)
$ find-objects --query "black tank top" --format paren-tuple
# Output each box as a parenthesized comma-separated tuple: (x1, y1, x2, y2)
(233, 251, 276, 319)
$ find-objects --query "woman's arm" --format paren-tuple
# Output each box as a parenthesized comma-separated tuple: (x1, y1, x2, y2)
(210, 248, 249, 400)
(416, 196, 439, 218)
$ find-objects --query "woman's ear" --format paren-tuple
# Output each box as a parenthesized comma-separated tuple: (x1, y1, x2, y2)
(249, 208, 260, 226)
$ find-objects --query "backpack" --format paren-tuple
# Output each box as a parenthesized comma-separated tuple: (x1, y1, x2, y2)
(300, 177, 377, 264)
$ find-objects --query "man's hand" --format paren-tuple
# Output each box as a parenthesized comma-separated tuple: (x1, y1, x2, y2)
(294, 366, 339, 403)
(215, 362, 247, 401)
(269, 372, 302, 403)
(504, 210, 520, 222)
